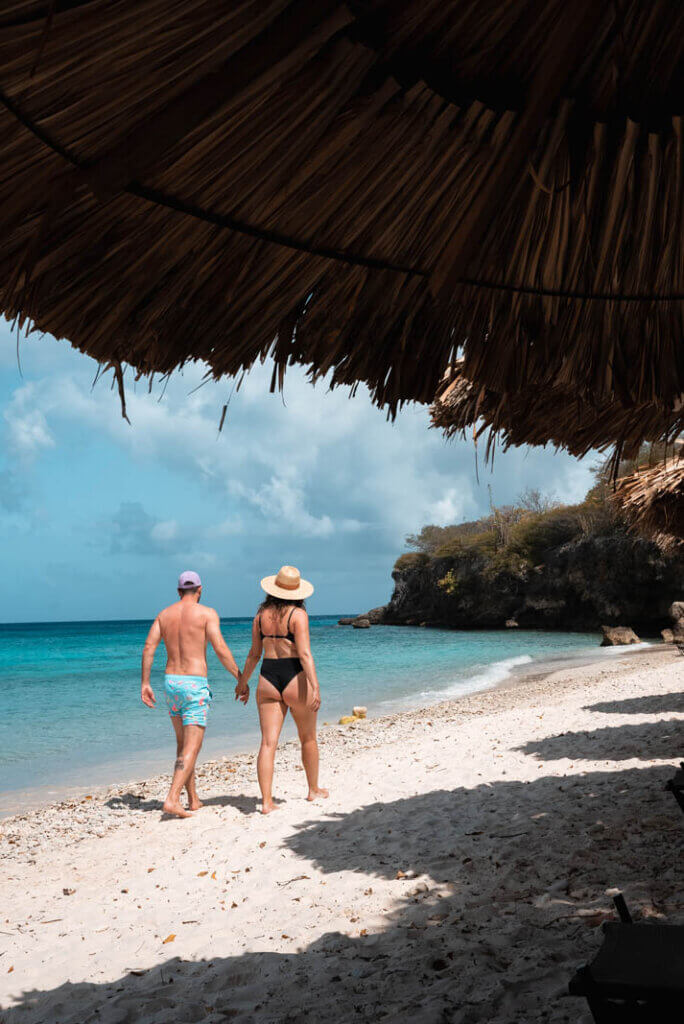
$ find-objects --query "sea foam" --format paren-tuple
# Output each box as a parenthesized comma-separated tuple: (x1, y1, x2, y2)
(465, 653, 534, 690)
(390, 653, 535, 711)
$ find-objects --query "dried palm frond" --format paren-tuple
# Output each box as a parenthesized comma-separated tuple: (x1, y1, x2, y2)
(615, 460, 684, 542)
(431, 363, 683, 465)
(0, 1, 681, 442)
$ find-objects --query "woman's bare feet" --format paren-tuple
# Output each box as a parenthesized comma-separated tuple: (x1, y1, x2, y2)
(188, 798, 203, 811)
(163, 799, 193, 818)
(306, 787, 329, 802)
(261, 799, 280, 814)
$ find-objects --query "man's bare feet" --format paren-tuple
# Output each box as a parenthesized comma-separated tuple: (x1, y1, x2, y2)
(163, 799, 193, 818)
(261, 800, 280, 815)
(188, 798, 203, 811)
(306, 787, 329, 802)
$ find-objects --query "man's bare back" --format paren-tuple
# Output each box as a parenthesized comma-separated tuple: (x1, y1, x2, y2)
(140, 573, 242, 818)
(157, 600, 217, 677)
(142, 598, 240, 692)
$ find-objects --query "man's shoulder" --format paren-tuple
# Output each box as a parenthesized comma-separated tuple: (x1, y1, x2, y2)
(197, 603, 219, 620)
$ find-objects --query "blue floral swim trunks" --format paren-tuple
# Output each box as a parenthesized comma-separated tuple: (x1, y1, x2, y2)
(164, 675, 212, 727)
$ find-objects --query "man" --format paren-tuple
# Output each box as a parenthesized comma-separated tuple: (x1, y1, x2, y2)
(141, 571, 244, 818)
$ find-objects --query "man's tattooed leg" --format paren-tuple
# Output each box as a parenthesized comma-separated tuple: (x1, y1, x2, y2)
(174, 757, 185, 771)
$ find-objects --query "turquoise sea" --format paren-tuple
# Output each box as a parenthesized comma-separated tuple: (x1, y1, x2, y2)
(0, 617, 640, 813)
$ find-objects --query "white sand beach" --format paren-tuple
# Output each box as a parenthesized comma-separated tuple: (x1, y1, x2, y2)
(1, 646, 683, 1023)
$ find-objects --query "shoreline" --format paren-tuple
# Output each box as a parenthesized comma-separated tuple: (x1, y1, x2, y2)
(2, 643, 682, 1023)
(2, 621, 607, 807)
(0, 641, 672, 829)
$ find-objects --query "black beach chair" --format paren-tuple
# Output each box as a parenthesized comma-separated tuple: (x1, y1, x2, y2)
(665, 762, 684, 816)
(569, 894, 684, 1022)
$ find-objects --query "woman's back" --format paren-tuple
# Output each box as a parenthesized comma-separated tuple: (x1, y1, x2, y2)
(258, 605, 299, 660)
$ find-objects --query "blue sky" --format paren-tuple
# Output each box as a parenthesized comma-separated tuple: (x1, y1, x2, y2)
(0, 319, 595, 622)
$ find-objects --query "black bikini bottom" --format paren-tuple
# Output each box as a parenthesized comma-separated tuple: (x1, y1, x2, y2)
(260, 658, 304, 695)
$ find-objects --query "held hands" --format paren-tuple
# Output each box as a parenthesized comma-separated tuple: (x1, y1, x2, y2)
(141, 683, 156, 708)
(235, 674, 250, 705)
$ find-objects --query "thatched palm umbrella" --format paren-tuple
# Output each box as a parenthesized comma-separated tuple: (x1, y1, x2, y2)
(615, 460, 684, 542)
(431, 363, 683, 465)
(0, 2, 682, 436)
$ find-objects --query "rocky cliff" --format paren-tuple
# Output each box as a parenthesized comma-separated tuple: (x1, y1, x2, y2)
(381, 533, 683, 634)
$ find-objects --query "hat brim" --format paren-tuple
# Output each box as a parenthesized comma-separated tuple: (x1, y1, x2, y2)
(260, 575, 314, 600)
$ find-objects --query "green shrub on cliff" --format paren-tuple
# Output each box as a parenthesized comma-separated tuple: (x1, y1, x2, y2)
(400, 475, 627, 577)
(394, 551, 430, 572)
(507, 506, 585, 565)
(388, 463, 681, 632)
(433, 528, 498, 559)
(438, 569, 458, 595)
(405, 520, 492, 554)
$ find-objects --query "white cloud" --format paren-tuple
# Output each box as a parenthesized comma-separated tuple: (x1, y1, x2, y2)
(103, 503, 214, 569)
(426, 488, 468, 527)
(4, 383, 55, 458)
(1, 352, 598, 557)
(150, 520, 178, 543)
(232, 475, 337, 538)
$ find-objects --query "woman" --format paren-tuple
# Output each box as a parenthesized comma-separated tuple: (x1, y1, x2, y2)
(236, 565, 328, 814)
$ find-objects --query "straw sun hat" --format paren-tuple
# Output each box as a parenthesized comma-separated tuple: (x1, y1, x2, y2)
(260, 565, 314, 600)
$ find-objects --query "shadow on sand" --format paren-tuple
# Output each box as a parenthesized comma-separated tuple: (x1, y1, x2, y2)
(6, 752, 683, 1024)
(105, 793, 265, 815)
(584, 692, 684, 717)
(517, 720, 684, 763)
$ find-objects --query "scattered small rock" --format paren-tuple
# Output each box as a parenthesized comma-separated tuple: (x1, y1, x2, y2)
(600, 625, 640, 646)
(364, 606, 386, 625)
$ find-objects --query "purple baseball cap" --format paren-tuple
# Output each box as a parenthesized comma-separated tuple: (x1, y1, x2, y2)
(178, 570, 202, 589)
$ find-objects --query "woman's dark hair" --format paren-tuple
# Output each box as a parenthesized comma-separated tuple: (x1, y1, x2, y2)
(258, 594, 306, 618)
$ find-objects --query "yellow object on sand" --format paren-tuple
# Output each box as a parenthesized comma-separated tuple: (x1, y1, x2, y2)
(338, 707, 369, 725)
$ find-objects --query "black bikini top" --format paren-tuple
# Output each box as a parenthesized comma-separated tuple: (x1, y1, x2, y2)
(259, 608, 296, 642)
